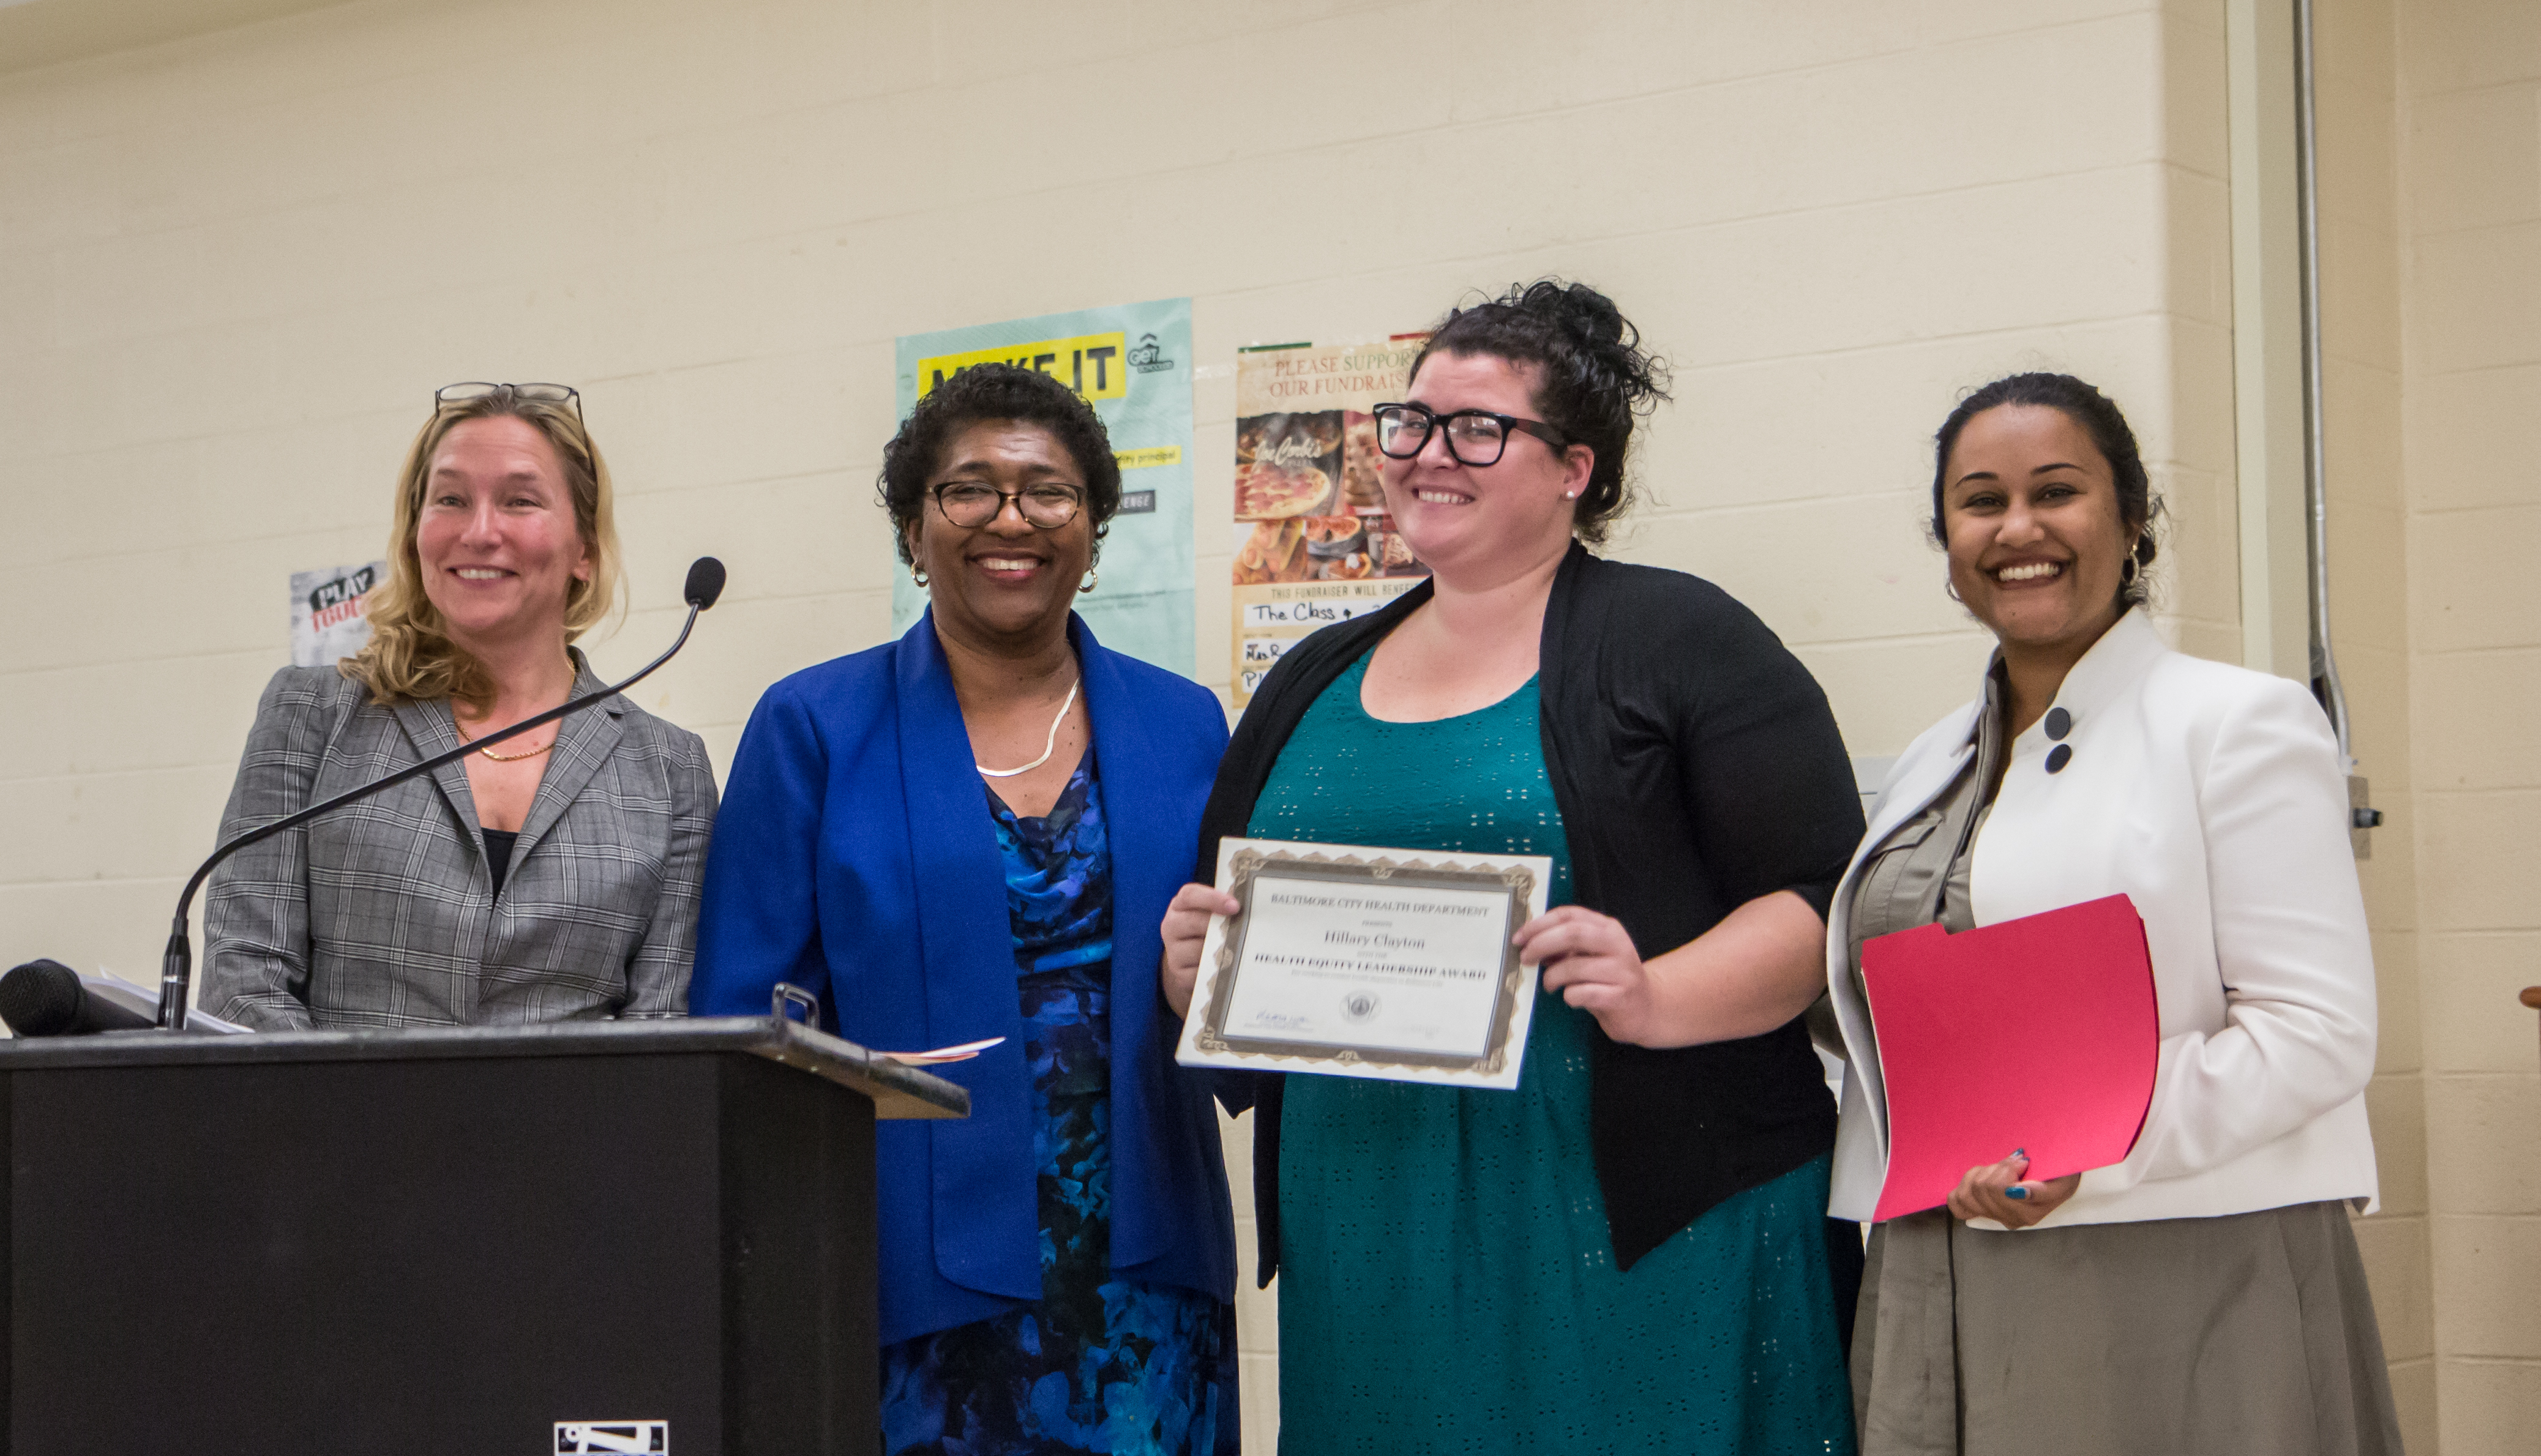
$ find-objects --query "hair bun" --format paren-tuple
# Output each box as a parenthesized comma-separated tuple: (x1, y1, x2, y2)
(1518, 280, 1630, 353)
(1412, 278, 1672, 549)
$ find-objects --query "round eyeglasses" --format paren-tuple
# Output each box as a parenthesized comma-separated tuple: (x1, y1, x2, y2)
(1372, 401, 1568, 468)
(932, 481, 1087, 529)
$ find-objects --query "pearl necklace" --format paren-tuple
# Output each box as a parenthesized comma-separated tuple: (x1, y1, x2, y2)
(976, 678, 1079, 778)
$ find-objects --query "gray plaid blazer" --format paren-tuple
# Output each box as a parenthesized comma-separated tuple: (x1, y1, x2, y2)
(202, 654, 718, 1029)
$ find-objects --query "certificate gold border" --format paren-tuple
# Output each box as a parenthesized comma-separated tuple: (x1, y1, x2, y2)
(1191, 846, 1538, 1076)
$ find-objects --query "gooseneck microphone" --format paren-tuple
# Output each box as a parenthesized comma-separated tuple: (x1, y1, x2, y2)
(1, 960, 157, 1037)
(154, 557, 729, 1031)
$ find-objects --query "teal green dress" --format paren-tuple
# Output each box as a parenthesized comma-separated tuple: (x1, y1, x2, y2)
(1248, 654, 1853, 1455)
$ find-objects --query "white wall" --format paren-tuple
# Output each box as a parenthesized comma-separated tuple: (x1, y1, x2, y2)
(2, 0, 2258, 1444)
(2393, 0, 2541, 1445)
(2307, 0, 2438, 1443)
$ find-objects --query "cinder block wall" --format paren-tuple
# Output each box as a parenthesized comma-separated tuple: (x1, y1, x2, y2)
(2309, 0, 2438, 1446)
(2395, 0, 2541, 1446)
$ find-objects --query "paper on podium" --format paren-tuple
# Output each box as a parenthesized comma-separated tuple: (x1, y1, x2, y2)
(877, 1037, 1003, 1066)
(1860, 894, 2158, 1222)
(88, 969, 245, 1034)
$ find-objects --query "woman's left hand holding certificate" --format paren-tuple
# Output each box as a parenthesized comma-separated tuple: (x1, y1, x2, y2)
(1171, 838, 1554, 1091)
(1514, 905, 1658, 1036)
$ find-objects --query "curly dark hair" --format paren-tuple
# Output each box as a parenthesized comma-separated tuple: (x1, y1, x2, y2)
(1408, 280, 1672, 545)
(1930, 372, 2160, 607)
(878, 362, 1123, 567)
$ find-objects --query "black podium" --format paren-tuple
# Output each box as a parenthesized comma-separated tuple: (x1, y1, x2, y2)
(0, 1016, 967, 1455)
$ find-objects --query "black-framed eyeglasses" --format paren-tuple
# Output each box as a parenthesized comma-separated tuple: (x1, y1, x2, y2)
(435, 381, 583, 421)
(1372, 401, 1568, 468)
(931, 480, 1087, 529)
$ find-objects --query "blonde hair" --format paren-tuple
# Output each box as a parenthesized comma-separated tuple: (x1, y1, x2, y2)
(343, 393, 623, 709)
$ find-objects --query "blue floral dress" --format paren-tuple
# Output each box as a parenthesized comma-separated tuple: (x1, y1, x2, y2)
(880, 750, 1240, 1456)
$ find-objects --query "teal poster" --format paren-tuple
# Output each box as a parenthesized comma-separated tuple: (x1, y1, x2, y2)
(893, 298, 1195, 678)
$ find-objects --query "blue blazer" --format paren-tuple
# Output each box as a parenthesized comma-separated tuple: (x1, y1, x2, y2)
(689, 613, 1236, 1346)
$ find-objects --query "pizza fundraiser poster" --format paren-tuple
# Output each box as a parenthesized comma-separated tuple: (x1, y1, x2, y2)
(1230, 336, 1431, 706)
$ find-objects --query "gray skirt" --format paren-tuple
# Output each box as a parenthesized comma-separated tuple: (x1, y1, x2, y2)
(1852, 1200, 2404, 1456)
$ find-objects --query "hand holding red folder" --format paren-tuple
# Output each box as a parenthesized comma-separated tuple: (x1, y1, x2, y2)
(1860, 894, 2159, 1223)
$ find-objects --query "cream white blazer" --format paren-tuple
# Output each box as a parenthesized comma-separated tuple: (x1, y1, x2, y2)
(1825, 609, 2379, 1228)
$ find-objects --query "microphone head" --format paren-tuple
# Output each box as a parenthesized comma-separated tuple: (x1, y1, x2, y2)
(0, 959, 84, 1037)
(683, 556, 727, 610)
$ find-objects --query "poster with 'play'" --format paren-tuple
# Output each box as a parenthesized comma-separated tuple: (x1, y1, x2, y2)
(290, 561, 387, 667)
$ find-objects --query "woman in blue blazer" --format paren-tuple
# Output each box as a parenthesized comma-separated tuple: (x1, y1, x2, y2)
(691, 364, 1238, 1456)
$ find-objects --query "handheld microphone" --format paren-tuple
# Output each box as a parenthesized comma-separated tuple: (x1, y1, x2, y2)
(1, 960, 157, 1037)
(154, 557, 729, 1031)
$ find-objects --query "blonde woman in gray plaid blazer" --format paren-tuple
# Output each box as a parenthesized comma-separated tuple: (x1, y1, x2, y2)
(203, 384, 717, 1029)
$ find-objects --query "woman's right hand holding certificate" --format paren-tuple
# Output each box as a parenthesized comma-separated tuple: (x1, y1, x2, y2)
(1160, 882, 1240, 1020)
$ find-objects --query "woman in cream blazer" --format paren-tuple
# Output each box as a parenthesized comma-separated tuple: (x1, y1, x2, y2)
(1827, 373, 2399, 1456)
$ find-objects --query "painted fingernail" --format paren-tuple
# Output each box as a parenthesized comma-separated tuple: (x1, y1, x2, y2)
(2005, 1186, 2030, 1201)
(2013, 1148, 2027, 1159)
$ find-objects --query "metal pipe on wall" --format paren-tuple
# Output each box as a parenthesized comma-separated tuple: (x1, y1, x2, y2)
(2291, 0, 2382, 853)
(2292, 0, 2349, 756)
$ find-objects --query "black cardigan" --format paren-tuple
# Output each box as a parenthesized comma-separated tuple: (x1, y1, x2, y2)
(1200, 543, 1866, 1283)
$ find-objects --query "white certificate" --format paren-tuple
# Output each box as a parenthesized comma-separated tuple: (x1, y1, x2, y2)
(1175, 838, 1554, 1091)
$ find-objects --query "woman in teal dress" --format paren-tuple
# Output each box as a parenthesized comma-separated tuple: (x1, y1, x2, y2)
(1162, 283, 1867, 1453)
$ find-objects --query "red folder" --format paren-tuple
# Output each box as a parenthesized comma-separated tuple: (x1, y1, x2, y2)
(1860, 893, 2160, 1222)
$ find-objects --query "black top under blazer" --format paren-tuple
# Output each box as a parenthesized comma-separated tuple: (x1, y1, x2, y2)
(1200, 542, 1866, 1282)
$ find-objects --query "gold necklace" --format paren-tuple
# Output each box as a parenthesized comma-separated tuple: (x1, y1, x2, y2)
(458, 723, 555, 762)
